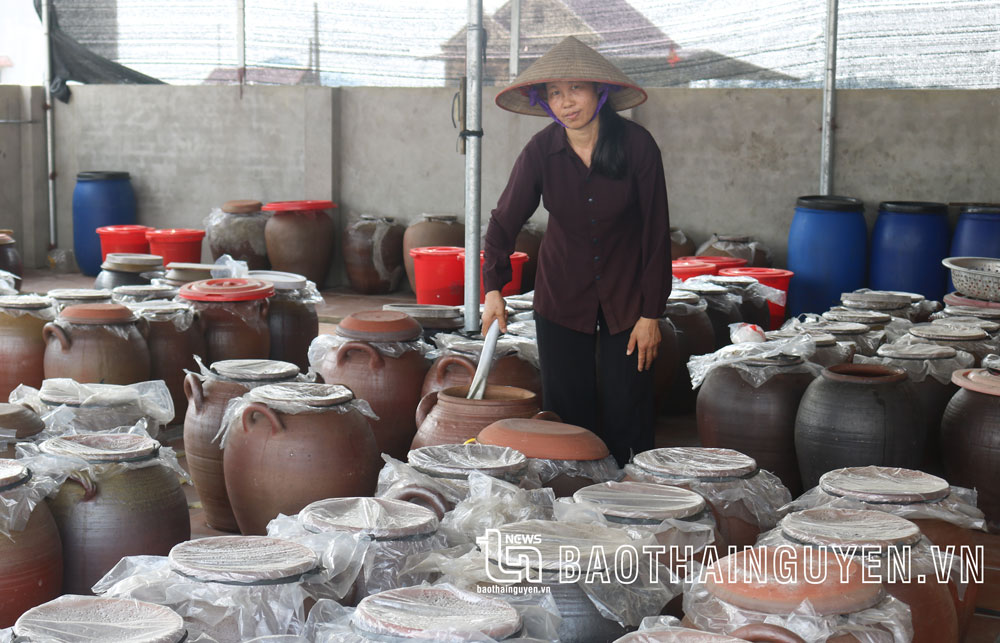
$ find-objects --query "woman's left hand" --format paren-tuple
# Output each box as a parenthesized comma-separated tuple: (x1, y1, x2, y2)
(627, 317, 661, 372)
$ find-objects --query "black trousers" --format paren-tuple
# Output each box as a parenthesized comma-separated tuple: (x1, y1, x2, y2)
(534, 308, 655, 467)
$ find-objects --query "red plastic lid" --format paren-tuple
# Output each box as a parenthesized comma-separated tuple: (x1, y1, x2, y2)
(145, 228, 206, 242)
(678, 255, 748, 268)
(719, 267, 794, 278)
(409, 246, 464, 257)
(96, 224, 153, 236)
(261, 200, 336, 212)
(178, 278, 275, 302)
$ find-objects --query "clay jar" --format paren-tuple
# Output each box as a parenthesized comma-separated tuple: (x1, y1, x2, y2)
(696, 234, 770, 267)
(0, 460, 62, 627)
(224, 382, 381, 535)
(514, 224, 544, 292)
(382, 303, 464, 342)
(402, 214, 466, 292)
(343, 215, 406, 294)
(0, 404, 45, 459)
(0, 234, 23, 289)
(411, 384, 543, 449)
(263, 200, 336, 289)
(248, 270, 319, 371)
(0, 295, 55, 398)
(206, 199, 270, 270)
(179, 278, 274, 362)
(697, 355, 815, 496)
(795, 364, 922, 489)
(477, 417, 612, 497)
(93, 253, 163, 290)
(677, 281, 743, 349)
(351, 586, 520, 640)
(129, 301, 206, 421)
(661, 291, 715, 414)
(41, 433, 190, 595)
(314, 311, 430, 460)
(942, 365, 1000, 532)
(422, 336, 542, 399)
(42, 303, 151, 385)
(706, 275, 772, 330)
(183, 359, 301, 532)
(13, 595, 187, 643)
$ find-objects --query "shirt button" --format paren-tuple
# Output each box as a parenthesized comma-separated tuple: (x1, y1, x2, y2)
(593, 256, 599, 261)
(587, 197, 594, 203)
(592, 237, 598, 244)
(590, 219, 596, 225)
(595, 275, 601, 281)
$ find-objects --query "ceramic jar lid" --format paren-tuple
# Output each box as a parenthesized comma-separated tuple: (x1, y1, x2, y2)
(112, 284, 178, 300)
(262, 200, 337, 212)
(632, 447, 757, 480)
(0, 459, 30, 489)
(165, 263, 216, 282)
(704, 546, 882, 616)
(951, 367, 1000, 396)
(823, 309, 892, 325)
(573, 480, 706, 521)
(0, 403, 45, 439)
(876, 343, 957, 360)
(943, 305, 1000, 320)
(477, 418, 610, 461)
(14, 595, 186, 643)
(743, 354, 805, 368)
(336, 310, 422, 342)
(352, 586, 521, 641)
(798, 320, 870, 336)
(299, 497, 439, 539)
(765, 329, 837, 346)
(819, 466, 951, 504)
(706, 275, 759, 288)
(0, 233, 14, 245)
(780, 508, 922, 549)
(0, 294, 53, 310)
(247, 270, 308, 291)
(169, 536, 318, 583)
(932, 317, 1000, 334)
(47, 288, 113, 303)
(676, 282, 729, 296)
(59, 303, 138, 324)
(382, 303, 463, 329)
(129, 300, 194, 320)
(40, 433, 159, 463)
(421, 213, 458, 222)
(249, 382, 354, 408)
(209, 359, 300, 382)
(222, 199, 263, 214)
(909, 322, 988, 341)
(840, 291, 912, 310)
(407, 443, 528, 479)
(666, 290, 701, 305)
(178, 278, 274, 302)
(102, 253, 164, 273)
(615, 631, 750, 643)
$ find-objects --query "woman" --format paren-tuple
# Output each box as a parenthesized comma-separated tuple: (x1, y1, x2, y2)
(481, 36, 672, 466)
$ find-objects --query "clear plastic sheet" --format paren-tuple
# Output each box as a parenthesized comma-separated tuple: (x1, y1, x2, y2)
(929, 315, 1000, 336)
(189, 355, 304, 384)
(377, 455, 484, 517)
(0, 294, 56, 320)
(438, 473, 555, 546)
(699, 275, 786, 307)
(662, 297, 708, 319)
(728, 323, 766, 343)
(0, 455, 69, 538)
(11, 594, 188, 643)
(129, 300, 197, 333)
(686, 336, 822, 389)
(844, 289, 941, 322)
(505, 321, 537, 338)
(782, 316, 886, 357)
(271, 282, 324, 306)
(205, 207, 270, 260)
(307, 332, 432, 365)
(185, 299, 270, 339)
(695, 236, 772, 267)
(215, 382, 377, 448)
(45, 289, 113, 312)
(675, 283, 742, 318)
(48, 316, 138, 342)
(893, 324, 999, 364)
(0, 270, 17, 293)
(112, 284, 180, 303)
(855, 344, 975, 385)
(427, 332, 539, 371)
(526, 454, 623, 489)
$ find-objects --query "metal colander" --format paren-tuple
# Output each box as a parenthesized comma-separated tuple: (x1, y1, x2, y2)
(942, 257, 1000, 302)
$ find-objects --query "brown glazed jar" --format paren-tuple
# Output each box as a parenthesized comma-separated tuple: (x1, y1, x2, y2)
(206, 199, 270, 269)
(514, 224, 544, 292)
(421, 338, 542, 399)
(677, 281, 743, 349)
(343, 215, 406, 294)
(0, 460, 62, 627)
(697, 355, 816, 496)
(411, 384, 543, 449)
(248, 270, 319, 371)
(178, 278, 274, 363)
(183, 359, 301, 532)
(706, 275, 772, 330)
(314, 311, 430, 460)
(402, 214, 466, 292)
(0, 234, 23, 290)
(0, 295, 55, 398)
(41, 433, 190, 595)
(224, 382, 381, 535)
(128, 301, 206, 421)
(42, 304, 151, 385)
(0, 404, 45, 459)
(662, 291, 716, 414)
(262, 200, 336, 289)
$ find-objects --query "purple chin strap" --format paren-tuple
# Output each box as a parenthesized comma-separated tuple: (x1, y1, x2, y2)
(527, 83, 618, 128)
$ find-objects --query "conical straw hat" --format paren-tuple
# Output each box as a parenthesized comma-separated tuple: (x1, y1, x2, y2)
(496, 36, 647, 116)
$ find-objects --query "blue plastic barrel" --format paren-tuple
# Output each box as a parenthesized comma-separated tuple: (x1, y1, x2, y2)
(869, 201, 950, 301)
(72, 171, 136, 276)
(787, 196, 867, 316)
(949, 204, 1000, 291)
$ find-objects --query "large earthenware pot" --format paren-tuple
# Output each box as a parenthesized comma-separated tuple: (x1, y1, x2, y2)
(206, 199, 270, 270)
(129, 301, 206, 420)
(421, 334, 542, 399)
(662, 291, 716, 413)
(677, 281, 743, 349)
(402, 214, 465, 292)
(0, 295, 55, 398)
(343, 215, 406, 294)
(706, 275, 772, 330)
(411, 384, 543, 450)
(263, 200, 336, 288)
(42, 304, 151, 385)
(178, 278, 274, 362)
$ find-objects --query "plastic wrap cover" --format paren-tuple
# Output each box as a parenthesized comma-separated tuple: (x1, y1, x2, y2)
(527, 453, 622, 488)
(897, 323, 998, 354)
(695, 236, 772, 266)
(13, 594, 187, 643)
(506, 320, 536, 338)
(427, 332, 539, 370)
(882, 317, 915, 343)
(208, 253, 251, 279)
(49, 315, 141, 342)
(728, 323, 766, 343)
(929, 315, 1000, 336)
(686, 336, 822, 389)
(10, 378, 175, 436)
(625, 615, 762, 642)
(439, 473, 555, 546)
(703, 275, 787, 307)
(377, 455, 482, 514)
(681, 565, 913, 643)
(191, 355, 303, 384)
(0, 295, 56, 320)
(0, 455, 68, 538)
(675, 283, 742, 317)
(307, 332, 432, 366)
(0, 270, 16, 292)
(625, 449, 791, 535)
(111, 284, 180, 303)
(844, 289, 940, 322)
(568, 480, 706, 521)
(782, 316, 886, 356)
(505, 290, 535, 308)
(855, 343, 974, 385)
(187, 298, 270, 336)
(215, 382, 376, 448)
(129, 300, 197, 333)
(410, 443, 528, 480)
(204, 205, 269, 260)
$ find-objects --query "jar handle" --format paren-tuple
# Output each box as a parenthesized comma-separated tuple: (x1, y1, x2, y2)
(384, 484, 450, 520)
(242, 402, 285, 435)
(42, 323, 71, 351)
(532, 411, 561, 422)
(731, 624, 807, 643)
(415, 390, 439, 428)
(335, 341, 385, 371)
(436, 354, 478, 382)
(67, 471, 98, 502)
(183, 373, 204, 413)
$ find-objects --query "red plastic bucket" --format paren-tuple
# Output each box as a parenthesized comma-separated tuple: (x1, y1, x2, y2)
(145, 228, 206, 265)
(410, 246, 464, 305)
(459, 251, 529, 303)
(672, 259, 716, 280)
(678, 255, 748, 271)
(96, 225, 152, 261)
(719, 267, 794, 329)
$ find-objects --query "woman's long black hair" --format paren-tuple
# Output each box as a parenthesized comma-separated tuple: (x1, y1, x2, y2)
(591, 99, 627, 180)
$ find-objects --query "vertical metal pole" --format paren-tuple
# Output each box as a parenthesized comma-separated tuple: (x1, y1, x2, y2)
(509, 0, 520, 80)
(819, 0, 838, 195)
(463, 0, 483, 332)
(42, 0, 57, 249)
(236, 0, 246, 89)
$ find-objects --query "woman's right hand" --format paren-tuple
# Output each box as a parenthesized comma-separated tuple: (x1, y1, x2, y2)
(481, 290, 508, 335)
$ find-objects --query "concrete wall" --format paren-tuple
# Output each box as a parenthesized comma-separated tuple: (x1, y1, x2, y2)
(41, 85, 1000, 284)
(0, 85, 48, 269)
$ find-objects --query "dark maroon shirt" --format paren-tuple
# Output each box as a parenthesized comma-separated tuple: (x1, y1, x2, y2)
(483, 119, 672, 335)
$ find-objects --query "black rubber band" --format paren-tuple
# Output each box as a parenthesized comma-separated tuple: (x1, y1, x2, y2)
(460, 129, 484, 138)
